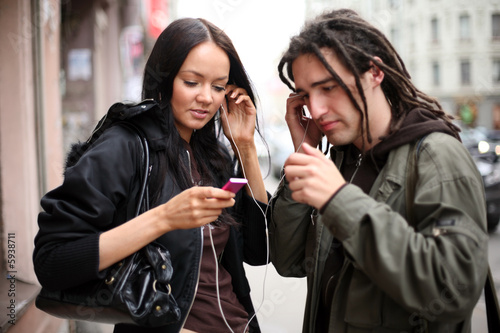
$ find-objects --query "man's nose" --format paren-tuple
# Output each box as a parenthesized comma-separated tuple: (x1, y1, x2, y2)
(308, 95, 327, 119)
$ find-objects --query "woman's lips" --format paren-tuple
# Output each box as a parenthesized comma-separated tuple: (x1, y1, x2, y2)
(190, 109, 209, 119)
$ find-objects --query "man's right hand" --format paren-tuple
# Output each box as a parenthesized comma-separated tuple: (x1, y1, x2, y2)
(285, 93, 323, 153)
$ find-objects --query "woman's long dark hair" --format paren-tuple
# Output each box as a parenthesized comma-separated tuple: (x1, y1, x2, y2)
(142, 18, 263, 212)
(278, 9, 459, 151)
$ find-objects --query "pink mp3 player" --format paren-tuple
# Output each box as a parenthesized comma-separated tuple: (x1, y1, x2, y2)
(221, 178, 248, 194)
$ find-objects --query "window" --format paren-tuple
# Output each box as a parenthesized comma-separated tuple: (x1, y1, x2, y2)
(431, 17, 439, 43)
(459, 14, 471, 40)
(460, 60, 471, 85)
(494, 59, 500, 84)
(493, 14, 500, 39)
(432, 61, 440, 86)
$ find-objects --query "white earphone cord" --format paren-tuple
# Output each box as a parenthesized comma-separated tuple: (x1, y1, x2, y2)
(213, 106, 309, 333)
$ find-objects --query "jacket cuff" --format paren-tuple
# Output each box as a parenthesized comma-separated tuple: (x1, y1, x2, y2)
(319, 183, 348, 214)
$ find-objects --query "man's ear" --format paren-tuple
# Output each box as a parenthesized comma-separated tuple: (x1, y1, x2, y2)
(369, 56, 384, 87)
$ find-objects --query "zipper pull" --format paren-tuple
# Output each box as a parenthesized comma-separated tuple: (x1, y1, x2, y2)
(349, 154, 363, 183)
(355, 154, 363, 167)
(310, 209, 318, 226)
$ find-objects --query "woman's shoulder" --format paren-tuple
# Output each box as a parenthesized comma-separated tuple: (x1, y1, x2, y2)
(64, 123, 145, 177)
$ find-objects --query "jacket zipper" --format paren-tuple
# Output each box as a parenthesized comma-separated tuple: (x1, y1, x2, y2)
(186, 150, 194, 184)
(310, 221, 326, 332)
(180, 149, 204, 330)
(315, 150, 347, 331)
(349, 154, 363, 183)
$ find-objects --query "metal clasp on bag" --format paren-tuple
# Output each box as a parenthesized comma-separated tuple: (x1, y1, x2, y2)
(152, 280, 173, 313)
(152, 280, 172, 295)
(104, 261, 123, 285)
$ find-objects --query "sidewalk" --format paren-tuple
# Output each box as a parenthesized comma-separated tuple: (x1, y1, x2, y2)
(245, 264, 307, 332)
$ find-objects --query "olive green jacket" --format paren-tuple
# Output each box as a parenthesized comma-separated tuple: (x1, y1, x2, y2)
(270, 133, 489, 332)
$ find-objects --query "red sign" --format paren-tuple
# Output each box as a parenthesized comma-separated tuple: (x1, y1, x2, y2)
(148, 0, 169, 39)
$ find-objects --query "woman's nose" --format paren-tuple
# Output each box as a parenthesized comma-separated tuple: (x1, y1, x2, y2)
(197, 85, 213, 104)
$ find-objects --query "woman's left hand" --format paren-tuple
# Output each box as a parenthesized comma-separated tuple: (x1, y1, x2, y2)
(221, 85, 257, 148)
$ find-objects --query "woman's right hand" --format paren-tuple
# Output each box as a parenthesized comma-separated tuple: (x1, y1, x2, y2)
(158, 186, 236, 231)
(99, 186, 235, 271)
(285, 93, 323, 153)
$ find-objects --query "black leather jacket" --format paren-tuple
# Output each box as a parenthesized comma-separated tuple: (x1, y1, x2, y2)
(33, 107, 268, 332)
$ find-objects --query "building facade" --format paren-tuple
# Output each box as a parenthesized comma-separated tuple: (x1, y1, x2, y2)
(0, 0, 169, 332)
(384, 0, 500, 129)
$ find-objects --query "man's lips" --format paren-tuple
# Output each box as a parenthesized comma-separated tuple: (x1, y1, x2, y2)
(319, 120, 339, 132)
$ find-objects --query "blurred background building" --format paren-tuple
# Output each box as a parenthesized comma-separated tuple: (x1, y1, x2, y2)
(0, 0, 499, 332)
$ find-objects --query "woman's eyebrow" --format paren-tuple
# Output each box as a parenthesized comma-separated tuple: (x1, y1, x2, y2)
(179, 70, 228, 81)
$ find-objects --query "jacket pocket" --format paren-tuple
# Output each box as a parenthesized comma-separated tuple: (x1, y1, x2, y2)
(380, 295, 419, 331)
(344, 269, 382, 328)
(344, 270, 420, 332)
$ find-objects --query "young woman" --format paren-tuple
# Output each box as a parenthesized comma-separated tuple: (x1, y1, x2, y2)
(34, 18, 269, 333)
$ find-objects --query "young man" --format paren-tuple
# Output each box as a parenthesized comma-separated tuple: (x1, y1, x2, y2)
(269, 9, 489, 332)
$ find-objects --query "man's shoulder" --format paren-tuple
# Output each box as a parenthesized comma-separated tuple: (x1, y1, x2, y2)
(418, 132, 466, 157)
(413, 132, 478, 180)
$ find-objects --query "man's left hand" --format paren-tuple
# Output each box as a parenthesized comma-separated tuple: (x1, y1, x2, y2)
(284, 143, 346, 209)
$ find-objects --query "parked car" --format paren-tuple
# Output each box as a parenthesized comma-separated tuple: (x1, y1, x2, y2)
(459, 125, 500, 232)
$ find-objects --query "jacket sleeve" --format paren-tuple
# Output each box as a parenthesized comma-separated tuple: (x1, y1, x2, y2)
(33, 126, 143, 291)
(268, 177, 314, 278)
(322, 133, 489, 322)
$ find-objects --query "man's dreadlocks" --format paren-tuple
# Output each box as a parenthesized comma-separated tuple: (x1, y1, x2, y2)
(278, 9, 459, 149)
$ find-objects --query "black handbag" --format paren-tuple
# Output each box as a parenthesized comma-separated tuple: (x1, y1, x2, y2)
(35, 122, 181, 327)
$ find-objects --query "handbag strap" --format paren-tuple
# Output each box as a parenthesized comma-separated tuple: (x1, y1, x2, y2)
(406, 135, 500, 331)
(119, 122, 151, 215)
